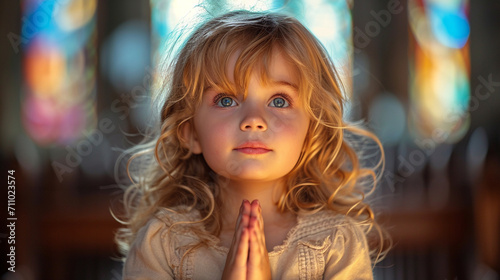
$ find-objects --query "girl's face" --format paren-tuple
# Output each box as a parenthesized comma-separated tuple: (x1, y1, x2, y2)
(189, 49, 310, 183)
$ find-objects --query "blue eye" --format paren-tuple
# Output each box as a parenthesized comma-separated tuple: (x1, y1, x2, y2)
(217, 96, 236, 107)
(270, 97, 289, 108)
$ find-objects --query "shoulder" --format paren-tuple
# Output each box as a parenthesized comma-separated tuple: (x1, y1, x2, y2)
(134, 208, 206, 256)
(292, 209, 366, 240)
(154, 207, 203, 228)
(122, 212, 173, 278)
(287, 209, 369, 254)
(130, 207, 202, 252)
(296, 210, 373, 278)
(123, 207, 205, 279)
(146, 207, 206, 247)
(123, 208, 204, 278)
(133, 207, 201, 240)
(270, 210, 372, 279)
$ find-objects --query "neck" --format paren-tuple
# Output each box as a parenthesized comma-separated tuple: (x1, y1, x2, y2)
(218, 178, 290, 230)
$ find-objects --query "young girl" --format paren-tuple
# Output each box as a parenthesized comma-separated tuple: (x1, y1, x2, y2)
(116, 10, 390, 279)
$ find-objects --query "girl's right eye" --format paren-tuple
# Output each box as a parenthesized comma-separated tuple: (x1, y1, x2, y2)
(215, 95, 237, 107)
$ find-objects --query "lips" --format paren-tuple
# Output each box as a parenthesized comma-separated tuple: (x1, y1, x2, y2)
(234, 141, 272, 154)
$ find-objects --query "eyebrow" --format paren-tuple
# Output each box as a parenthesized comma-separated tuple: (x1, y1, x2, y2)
(271, 80, 298, 91)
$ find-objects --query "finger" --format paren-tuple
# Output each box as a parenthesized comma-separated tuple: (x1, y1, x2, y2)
(248, 228, 258, 265)
(242, 199, 251, 218)
(248, 200, 266, 244)
(248, 227, 267, 267)
(241, 200, 250, 232)
(251, 200, 265, 229)
(248, 215, 265, 250)
(252, 222, 268, 256)
(251, 217, 266, 251)
(235, 228, 249, 267)
(232, 212, 250, 247)
(234, 200, 246, 233)
(230, 204, 245, 248)
(250, 200, 260, 217)
(227, 214, 250, 266)
(248, 202, 263, 231)
(222, 228, 249, 280)
(249, 216, 262, 235)
(247, 201, 266, 252)
(241, 201, 251, 228)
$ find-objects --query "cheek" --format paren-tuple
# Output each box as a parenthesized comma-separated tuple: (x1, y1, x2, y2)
(194, 116, 233, 169)
(283, 114, 310, 157)
(198, 120, 231, 148)
(269, 112, 309, 139)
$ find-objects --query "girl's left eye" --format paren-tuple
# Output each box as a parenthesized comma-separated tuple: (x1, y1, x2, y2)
(269, 96, 290, 108)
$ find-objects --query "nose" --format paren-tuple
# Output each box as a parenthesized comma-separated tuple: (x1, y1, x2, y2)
(240, 106, 268, 131)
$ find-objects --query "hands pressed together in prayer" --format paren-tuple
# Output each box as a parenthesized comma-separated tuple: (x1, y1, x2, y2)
(222, 200, 272, 280)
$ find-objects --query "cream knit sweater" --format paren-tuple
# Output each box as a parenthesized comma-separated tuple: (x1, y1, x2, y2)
(123, 208, 373, 280)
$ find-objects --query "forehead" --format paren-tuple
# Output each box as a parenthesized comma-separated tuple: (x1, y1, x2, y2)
(224, 47, 299, 87)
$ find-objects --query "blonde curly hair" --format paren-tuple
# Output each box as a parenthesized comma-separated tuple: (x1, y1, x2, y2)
(115, 10, 391, 264)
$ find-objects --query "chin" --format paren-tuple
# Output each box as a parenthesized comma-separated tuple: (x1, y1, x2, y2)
(233, 168, 290, 182)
